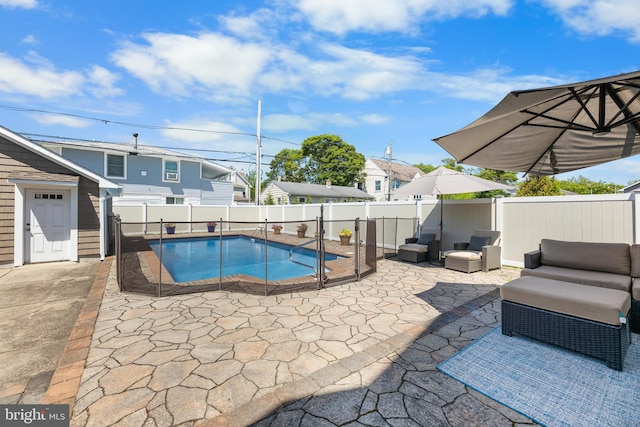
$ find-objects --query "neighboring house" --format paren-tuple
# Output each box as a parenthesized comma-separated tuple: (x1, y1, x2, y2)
(621, 181, 640, 193)
(232, 170, 252, 204)
(39, 137, 235, 206)
(361, 159, 425, 202)
(0, 125, 120, 266)
(260, 180, 374, 204)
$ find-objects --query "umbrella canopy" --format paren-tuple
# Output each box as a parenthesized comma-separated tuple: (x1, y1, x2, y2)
(392, 166, 512, 196)
(392, 167, 511, 251)
(433, 70, 640, 176)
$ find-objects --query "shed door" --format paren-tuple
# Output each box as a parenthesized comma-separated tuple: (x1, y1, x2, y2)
(25, 190, 71, 263)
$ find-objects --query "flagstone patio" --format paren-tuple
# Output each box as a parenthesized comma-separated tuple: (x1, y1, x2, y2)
(48, 255, 539, 426)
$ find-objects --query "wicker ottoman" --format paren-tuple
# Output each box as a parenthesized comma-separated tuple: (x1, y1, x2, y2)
(398, 244, 428, 263)
(501, 276, 631, 370)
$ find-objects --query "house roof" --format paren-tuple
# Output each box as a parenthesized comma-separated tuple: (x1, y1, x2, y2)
(1, 125, 119, 191)
(268, 181, 374, 199)
(370, 159, 424, 182)
(38, 139, 233, 180)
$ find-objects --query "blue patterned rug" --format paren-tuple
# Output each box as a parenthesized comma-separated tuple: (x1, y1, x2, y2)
(437, 328, 640, 427)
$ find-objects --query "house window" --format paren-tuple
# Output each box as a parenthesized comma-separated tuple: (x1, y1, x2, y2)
(298, 196, 306, 203)
(166, 197, 184, 205)
(106, 154, 125, 178)
(35, 193, 63, 200)
(163, 160, 180, 182)
(393, 179, 400, 189)
(375, 180, 381, 191)
(324, 198, 337, 203)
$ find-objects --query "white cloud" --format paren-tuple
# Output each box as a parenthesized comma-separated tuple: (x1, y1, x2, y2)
(160, 119, 255, 152)
(111, 32, 271, 101)
(360, 113, 390, 125)
(0, 0, 37, 8)
(0, 52, 125, 101)
(541, 0, 640, 42)
(31, 113, 92, 128)
(87, 65, 122, 97)
(22, 34, 38, 45)
(0, 52, 85, 98)
(434, 68, 566, 102)
(294, 0, 512, 35)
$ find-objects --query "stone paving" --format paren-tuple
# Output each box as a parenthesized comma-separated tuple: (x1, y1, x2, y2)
(68, 257, 538, 426)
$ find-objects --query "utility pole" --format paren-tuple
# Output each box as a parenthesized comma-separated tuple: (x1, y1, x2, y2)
(255, 100, 262, 205)
(386, 141, 393, 201)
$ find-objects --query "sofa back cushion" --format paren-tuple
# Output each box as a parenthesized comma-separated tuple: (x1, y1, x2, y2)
(540, 239, 631, 275)
(630, 244, 640, 277)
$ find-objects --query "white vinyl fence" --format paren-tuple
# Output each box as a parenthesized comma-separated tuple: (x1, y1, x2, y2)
(114, 193, 640, 268)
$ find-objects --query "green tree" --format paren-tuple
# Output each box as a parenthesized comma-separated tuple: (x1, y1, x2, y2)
(517, 176, 561, 196)
(266, 134, 366, 187)
(474, 168, 519, 198)
(557, 175, 620, 194)
(265, 148, 306, 183)
(442, 158, 464, 172)
(264, 192, 275, 205)
(301, 134, 366, 186)
(413, 163, 436, 174)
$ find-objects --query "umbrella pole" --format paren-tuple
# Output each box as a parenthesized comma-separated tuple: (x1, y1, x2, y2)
(439, 195, 443, 261)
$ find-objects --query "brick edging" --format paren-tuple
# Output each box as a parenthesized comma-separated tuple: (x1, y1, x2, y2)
(42, 257, 112, 414)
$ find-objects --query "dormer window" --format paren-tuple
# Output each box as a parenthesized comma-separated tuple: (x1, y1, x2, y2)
(163, 160, 179, 182)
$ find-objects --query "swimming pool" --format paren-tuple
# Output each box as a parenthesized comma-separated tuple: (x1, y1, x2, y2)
(148, 235, 340, 282)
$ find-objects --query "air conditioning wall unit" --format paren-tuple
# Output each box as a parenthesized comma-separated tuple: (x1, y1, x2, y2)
(165, 172, 178, 180)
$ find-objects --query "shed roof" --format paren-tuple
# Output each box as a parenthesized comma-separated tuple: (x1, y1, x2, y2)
(269, 181, 373, 199)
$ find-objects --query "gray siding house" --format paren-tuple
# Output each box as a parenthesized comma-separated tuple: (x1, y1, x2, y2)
(40, 139, 235, 205)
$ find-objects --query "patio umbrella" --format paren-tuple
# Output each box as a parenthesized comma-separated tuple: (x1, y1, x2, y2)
(433, 70, 640, 176)
(391, 167, 512, 245)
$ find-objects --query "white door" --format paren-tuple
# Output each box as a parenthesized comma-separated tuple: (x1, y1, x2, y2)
(25, 189, 71, 263)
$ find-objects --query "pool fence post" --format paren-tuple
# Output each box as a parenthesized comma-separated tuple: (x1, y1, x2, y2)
(355, 218, 360, 281)
(159, 218, 163, 297)
(381, 216, 385, 259)
(264, 219, 269, 296)
(394, 216, 398, 258)
(320, 205, 326, 289)
(219, 218, 223, 291)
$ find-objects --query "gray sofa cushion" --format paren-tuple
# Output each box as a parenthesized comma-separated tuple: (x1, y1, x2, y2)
(417, 233, 436, 245)
(631, 244, 640, 278)
(521, 265, 631, 292)
(540, 239, 631, 276)
(468, 235, 491, 251)
(501, 276, 631, 326)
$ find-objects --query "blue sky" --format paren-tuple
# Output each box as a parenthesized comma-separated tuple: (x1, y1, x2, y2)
(1, 0, 640, 184)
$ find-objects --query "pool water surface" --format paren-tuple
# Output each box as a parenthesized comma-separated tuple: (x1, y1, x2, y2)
(148, 235, 339, 282)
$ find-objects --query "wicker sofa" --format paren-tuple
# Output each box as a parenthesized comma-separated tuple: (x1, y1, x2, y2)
(521, 238, 640, 333)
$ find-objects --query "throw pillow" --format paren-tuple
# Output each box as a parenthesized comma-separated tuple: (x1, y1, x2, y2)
(467, 235, 491, 251)
(417, 233, 436, 245)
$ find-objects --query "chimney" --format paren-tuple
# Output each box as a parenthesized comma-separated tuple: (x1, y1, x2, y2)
(132, 133, 138, 150)
(326, 179, 331, 188)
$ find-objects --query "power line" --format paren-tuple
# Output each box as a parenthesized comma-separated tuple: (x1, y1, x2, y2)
(1, 103, 301, 146)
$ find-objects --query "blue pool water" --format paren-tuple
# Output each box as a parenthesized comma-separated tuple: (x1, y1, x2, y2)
(148, 235, 339, 282)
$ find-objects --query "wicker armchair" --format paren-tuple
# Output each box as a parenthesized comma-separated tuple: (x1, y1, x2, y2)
(398, 226, 441, 263)
(444, 230, 501, 273)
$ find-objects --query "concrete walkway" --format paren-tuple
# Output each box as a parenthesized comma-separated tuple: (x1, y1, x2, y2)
(61, 258, 536, 426)
(0, 260, 103, 405)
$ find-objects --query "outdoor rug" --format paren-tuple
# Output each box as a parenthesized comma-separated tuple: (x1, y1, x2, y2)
(437, 328, 640, 427)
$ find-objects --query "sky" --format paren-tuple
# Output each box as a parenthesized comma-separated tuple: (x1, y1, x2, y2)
(1, 0, 640, 185)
